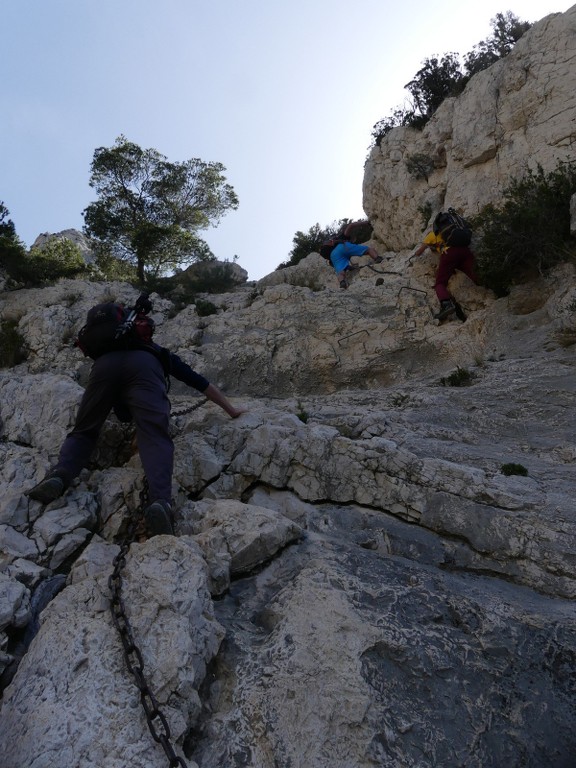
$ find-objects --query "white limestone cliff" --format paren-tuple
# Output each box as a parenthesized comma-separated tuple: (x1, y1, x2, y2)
(363, 7, 576, 250)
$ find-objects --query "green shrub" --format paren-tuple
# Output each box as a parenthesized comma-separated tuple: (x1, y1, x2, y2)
(3, 237, 87, 286)
(27, 239, 86, 283)
(417, 202, 433, 230)
(464, 12, 531, 77)
(0, 320, 28, 367)
(195, 298, 218, 316)
(296, 402, 309, 423)
(405, 153, 435, 181)
(0, 202, 31, 283)
(93, 249, 139, 282)
(0, 236, 29, 283)
(440, 366, 474, 387)
(470, 162, 576, 295)
(279, 220, 347, 269)
(500, 462, 528, 477)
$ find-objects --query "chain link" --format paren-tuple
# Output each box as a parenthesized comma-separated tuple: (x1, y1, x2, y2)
(108, 483, 188, 768)
(170, 397, 207, 418)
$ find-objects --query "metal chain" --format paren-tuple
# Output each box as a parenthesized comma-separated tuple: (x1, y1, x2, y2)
(108, 482, 188, 768)
(362, 263, 402, 276)
(170, 397, 208, 418)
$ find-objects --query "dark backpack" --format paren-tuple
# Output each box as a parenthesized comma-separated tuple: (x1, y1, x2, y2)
(319, 237, 345, 259)
(75, 301, 155, 360)
(433, 208, 472, 247)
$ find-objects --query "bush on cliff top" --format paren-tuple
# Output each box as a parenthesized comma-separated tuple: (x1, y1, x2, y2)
(371, 11, 531, 146)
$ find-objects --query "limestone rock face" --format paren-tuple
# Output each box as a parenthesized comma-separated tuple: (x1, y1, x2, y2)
(179, 258, 249, 286)
(363, 7, 576, 250)
(0, 536, 224, 768)
(2, 6, 576, 766)
(1, 263, 576, 766)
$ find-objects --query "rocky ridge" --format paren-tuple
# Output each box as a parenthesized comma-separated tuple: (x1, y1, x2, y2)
(1, 6, 576, 767)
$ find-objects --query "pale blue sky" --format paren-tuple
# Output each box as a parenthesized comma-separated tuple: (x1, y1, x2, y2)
(1, 1, 572, 280)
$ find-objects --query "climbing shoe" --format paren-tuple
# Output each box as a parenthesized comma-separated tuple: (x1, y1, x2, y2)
(144, 500, 175, 536)
(434, 300, 456, 320)
(26, 475, 67, 504)
(339, 279, 348, 290)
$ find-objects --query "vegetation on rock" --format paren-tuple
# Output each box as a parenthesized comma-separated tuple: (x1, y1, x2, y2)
(471, 162, 576, 295)
(371, 12, 531, 146)
(83, 135, 239, 283)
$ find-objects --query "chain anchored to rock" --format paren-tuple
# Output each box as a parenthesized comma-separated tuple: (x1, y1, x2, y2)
(108, 481, 188, 768)
(170, 397, 209, 418)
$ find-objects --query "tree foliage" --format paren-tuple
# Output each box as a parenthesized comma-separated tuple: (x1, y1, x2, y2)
(0, 205, 86, 285)
(464, 11, 531, 77)
(280, 219, 375, 269)
(0, 202, 17, 240)
(371, 11, 531, 146)
(404, 53, 465, 118)
(278, 220, 350, 270)
(92, 249, 139, 282)
(471, 162, 576, 295)
(0, 202, 29, 283)
(28, 238, 86, 282)
(83, 136, 239, 283)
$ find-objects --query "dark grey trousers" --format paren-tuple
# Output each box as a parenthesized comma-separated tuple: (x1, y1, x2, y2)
(54, 350, 173, 502)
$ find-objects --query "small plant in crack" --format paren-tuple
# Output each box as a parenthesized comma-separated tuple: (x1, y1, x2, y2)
(500, 462, 528, 477)
(296, 402, 309, 423)
(440, 366, 475, 387)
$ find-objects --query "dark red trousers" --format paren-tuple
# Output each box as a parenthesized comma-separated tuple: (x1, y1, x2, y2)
(434, 246, 479, 301)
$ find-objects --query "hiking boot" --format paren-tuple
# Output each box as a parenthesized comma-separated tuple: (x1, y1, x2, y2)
(26, 475, 67, 504)
(339, 279, 348, 290)
(434, 300, 456, 320)
(144, 500, 175, 536)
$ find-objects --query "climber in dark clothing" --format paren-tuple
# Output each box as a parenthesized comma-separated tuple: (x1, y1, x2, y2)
(26, 345, 245, 536)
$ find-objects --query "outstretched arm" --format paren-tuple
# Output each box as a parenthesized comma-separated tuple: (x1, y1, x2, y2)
(165, 349, 247, 418)
(203, 383, 246, 418)
(365, 246, 382, 262)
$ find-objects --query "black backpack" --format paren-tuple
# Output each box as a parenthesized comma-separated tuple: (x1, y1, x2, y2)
(319, 237, 345, 260)
(433, 208, 472, 247)
(75, 299, 155, 360)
